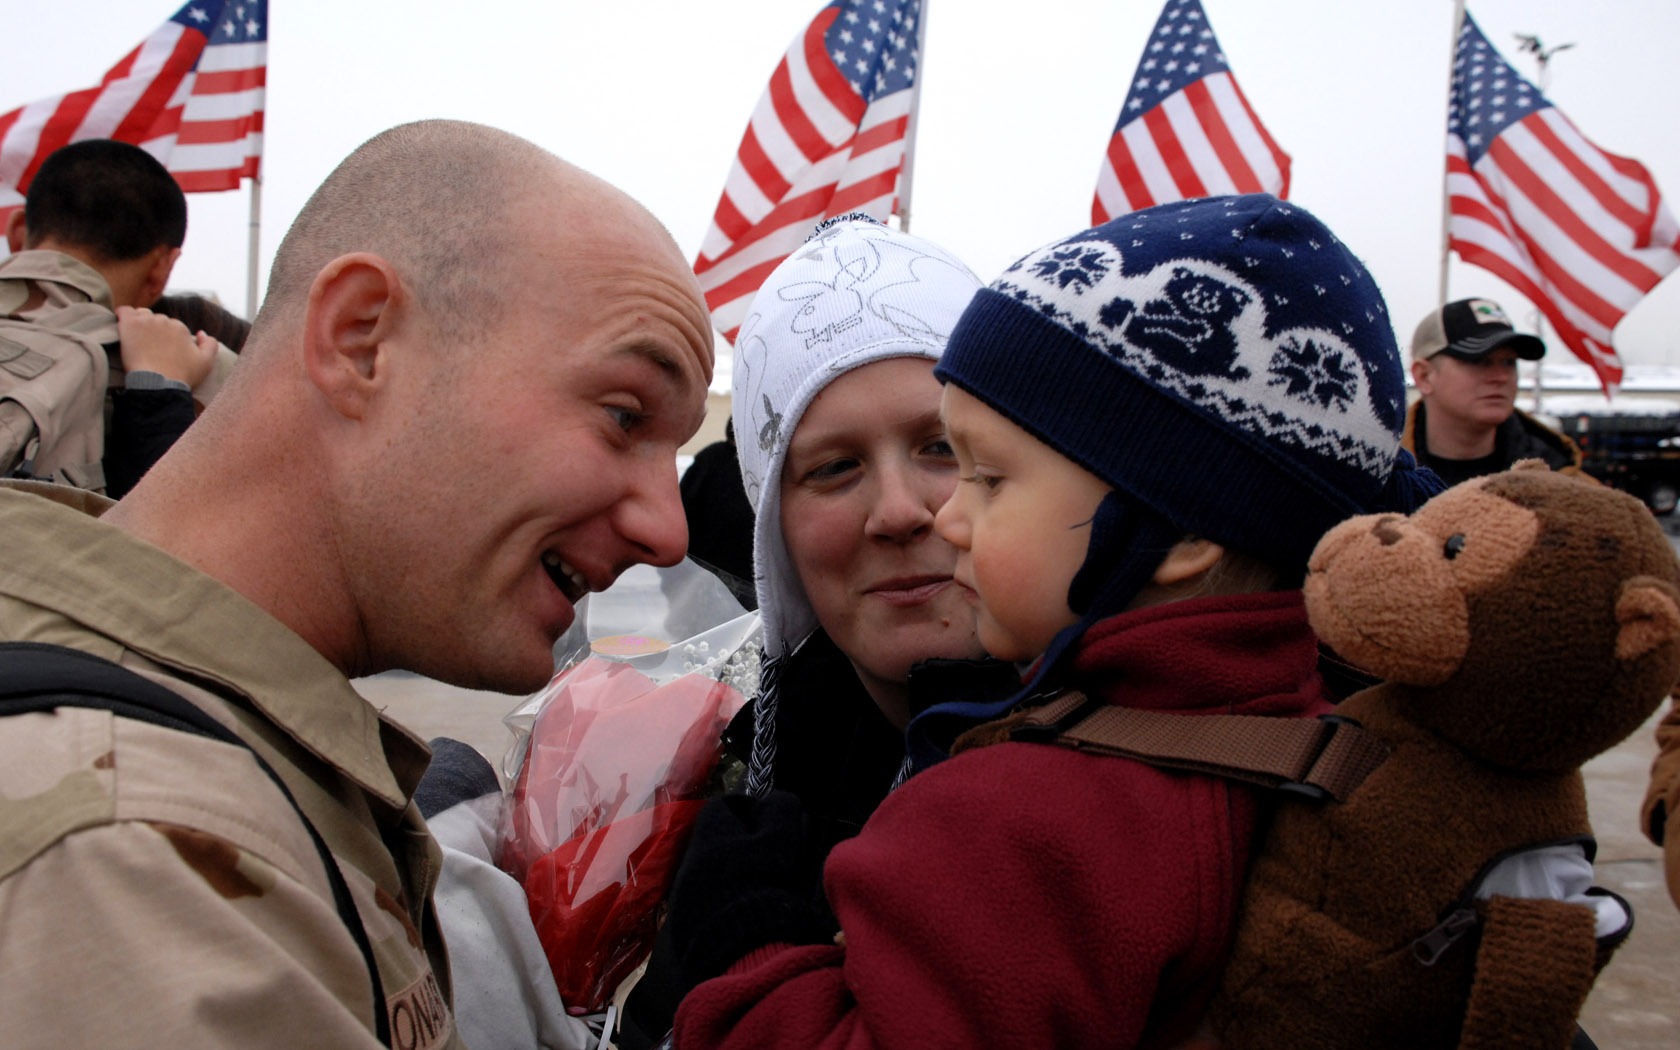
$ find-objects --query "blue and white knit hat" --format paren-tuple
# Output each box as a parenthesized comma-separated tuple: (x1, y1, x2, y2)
(732, 216, 983, 793)
(935, 193, 1408, 573)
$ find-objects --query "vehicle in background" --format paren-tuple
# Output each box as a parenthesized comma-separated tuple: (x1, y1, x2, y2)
(1544, 398, 1680, 516)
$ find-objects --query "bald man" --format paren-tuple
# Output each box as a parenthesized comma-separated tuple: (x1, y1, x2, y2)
(0, 121, 714, 1049)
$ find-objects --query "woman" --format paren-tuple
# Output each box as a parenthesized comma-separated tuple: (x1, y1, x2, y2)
(617, 215, 1010, 1048)
(727, 214, 1004, 817)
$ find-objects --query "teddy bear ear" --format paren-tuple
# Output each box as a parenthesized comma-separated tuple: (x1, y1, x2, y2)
(1616, 577, 1680, 661)
(1510, 458, 1550, 473)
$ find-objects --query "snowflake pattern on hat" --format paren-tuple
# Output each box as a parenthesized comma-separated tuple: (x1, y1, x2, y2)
(994, 205, 1398, 478)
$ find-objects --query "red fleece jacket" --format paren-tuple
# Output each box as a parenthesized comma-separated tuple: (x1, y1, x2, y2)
(675, 591, 1333, 1050)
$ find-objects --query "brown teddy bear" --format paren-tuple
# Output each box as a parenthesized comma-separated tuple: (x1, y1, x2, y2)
(1642, 697, 1680, 909)
(1212, 463, 1680, 1050)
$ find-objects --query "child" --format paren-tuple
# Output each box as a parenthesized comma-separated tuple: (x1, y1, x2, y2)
(666, 193, 1419, 1050)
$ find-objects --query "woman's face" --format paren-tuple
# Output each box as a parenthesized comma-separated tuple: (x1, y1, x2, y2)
(779, 357, 985, 724)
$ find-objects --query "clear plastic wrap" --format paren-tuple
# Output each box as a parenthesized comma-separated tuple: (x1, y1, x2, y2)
(497, 560, 761, 1014)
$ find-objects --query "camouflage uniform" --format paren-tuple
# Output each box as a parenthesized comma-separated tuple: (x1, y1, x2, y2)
(0, 248, 120, 322)
(0, 250, 121, 485)
(0, 480, 462, 1049)
(0, 250, 238, 489)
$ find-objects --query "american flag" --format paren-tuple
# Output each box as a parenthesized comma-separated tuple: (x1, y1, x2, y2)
(0, 1, 266, 222)
(695, 0, 920, 342)
(1446, 13, 1678, 393)
(1093, 0, 1289, 225)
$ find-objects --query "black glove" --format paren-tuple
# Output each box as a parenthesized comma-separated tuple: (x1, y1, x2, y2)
(414, 737, 500, 819)
(667, 790, 834, 990)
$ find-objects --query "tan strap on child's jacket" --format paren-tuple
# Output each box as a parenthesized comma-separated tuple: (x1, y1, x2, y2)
(999, 692, 1389, 802)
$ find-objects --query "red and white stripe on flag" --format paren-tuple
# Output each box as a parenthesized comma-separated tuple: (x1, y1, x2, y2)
(142, 17, 266, 192)
(695, 0, 920, 343)
(1093, 0, 1289, 225)
(1447, 15, 1678, 393)
(0, 1, 265, 222)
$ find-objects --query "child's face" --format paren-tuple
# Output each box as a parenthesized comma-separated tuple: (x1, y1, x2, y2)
(935, 385, 1111, 664)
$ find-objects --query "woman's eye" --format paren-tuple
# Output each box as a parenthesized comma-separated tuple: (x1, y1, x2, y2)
(804, 458, 858, 483)
(1443, 533, 1467, 560)
(925, 438, 955, 459)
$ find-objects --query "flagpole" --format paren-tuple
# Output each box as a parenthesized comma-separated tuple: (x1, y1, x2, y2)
(1437, 0, 1468, 307)
(895, 0, 929, 233)
(245, 176, 261, 319)
(1528, 48, 1555, 412)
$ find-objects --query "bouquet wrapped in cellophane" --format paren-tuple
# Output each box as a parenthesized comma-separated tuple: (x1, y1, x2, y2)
(497, 559, 760, 1015)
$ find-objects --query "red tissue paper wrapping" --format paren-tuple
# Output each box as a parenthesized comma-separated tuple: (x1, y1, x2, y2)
(497, 611, 759, 1014)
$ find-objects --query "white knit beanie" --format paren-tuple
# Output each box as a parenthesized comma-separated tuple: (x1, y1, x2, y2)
(730, 216, 982, 792)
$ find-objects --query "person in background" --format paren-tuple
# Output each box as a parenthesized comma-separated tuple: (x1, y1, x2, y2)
(153, 291, 254, 353)
(0, 118, 713, 1049)
(103, 294, 251, 497)
(677, 415, 757, 609)
(664, 194, 1432, 1049)
(1, 138, 232, 491)
(1404, 297, 1584, 486)
(103, 304, 219, 497)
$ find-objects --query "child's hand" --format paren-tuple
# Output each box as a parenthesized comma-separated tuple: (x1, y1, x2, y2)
(117, 305, 218, 389)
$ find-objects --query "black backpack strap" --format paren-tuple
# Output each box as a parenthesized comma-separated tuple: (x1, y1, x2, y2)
(1005, 691, 1391, 803)
(0, 642, 391, 1047)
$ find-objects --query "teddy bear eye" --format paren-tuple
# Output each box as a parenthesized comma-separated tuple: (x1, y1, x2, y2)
(1443, 534, 1467, 560)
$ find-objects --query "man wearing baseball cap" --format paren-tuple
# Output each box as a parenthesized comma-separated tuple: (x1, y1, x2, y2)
(1403, 297, 1584, 487)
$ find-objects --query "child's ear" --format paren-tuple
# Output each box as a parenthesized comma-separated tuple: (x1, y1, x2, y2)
(1152, 537, 1225, 586)
(5, 210, 26, 253)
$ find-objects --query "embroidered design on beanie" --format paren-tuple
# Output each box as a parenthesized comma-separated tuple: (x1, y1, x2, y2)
(735, 220, 980, 506)
(991, 199, 1398, 480)
(779, 220, 970, 353)
(755, 392, 783, 460)
(808, 211, 883, 239)
(936, 193, 1407, 572)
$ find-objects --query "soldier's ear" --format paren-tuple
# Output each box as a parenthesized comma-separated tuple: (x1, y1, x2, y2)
(5, 210, 26, 253)
(301, 252, 404, 422)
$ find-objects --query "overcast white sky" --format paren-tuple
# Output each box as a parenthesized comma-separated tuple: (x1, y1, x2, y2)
(6, 0, 1679, 378)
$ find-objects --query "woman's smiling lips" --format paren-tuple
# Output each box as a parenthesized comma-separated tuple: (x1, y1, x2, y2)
(866, 575, 954, 607)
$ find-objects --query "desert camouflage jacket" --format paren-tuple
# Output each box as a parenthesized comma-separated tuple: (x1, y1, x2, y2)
(0, 480, 462, 1049)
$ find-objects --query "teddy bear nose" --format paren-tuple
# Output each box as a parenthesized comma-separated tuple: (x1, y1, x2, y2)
(1372, 516, 1405, 547)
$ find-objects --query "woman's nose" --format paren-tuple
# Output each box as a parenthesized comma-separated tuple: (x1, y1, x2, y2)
(867, 462, 938, 540)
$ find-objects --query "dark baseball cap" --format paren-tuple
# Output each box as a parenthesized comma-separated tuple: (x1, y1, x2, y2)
(1410, 298, 1546, 362)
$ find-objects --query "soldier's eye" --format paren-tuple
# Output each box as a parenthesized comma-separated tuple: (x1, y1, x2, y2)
(1443, 534, 1467, 560)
